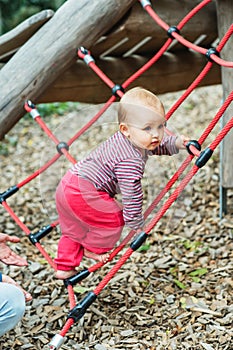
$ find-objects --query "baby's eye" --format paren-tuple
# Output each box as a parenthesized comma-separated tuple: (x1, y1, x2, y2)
(158, 123, 165, 129)
(143, 126, 151, 131)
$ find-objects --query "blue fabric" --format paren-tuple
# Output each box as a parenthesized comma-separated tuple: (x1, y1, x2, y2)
(0, 283, 25, 337)
(0, 272, 2, 282)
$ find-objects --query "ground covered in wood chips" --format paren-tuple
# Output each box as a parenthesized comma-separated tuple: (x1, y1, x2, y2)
(0, 85, 232, 350)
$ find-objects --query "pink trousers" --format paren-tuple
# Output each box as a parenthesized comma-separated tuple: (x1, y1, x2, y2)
(55, 171, 124, 271)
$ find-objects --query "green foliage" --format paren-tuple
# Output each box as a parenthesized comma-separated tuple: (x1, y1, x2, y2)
(37, 102, 79, 117)
(173, 278, 186, 290)
(138, 243, 150, 252)
(24, 102, 79, 119)
(73, 285, 91, 294)
(0, 142, 9, 156)
(0, 0, 66, 34)
(0, 135, 18, 156)
(188, 268, 208, 283)
(170, 265, 208, 290)
(188, 268, 208, 277)
(180, 239, 202, 251)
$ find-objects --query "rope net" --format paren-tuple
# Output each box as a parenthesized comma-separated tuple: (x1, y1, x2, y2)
(0, 1, 232, 348)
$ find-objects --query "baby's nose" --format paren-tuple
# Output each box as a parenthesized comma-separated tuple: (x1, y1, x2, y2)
(151, 129, 159, 137)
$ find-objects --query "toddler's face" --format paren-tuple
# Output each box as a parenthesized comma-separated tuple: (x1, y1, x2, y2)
(123, 104, 166, 151)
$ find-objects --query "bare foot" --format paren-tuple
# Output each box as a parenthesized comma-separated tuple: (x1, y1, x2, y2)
(55, 269, 77, 280)
(84, 249, 110, 263)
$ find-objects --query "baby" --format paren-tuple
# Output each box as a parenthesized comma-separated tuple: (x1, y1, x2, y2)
(55, 87, 189, 279)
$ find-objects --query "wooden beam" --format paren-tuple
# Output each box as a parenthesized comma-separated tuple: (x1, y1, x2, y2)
(0, 0, 218, 63)
(38, 51, 221, 103)
(0, 0, 136, 140)
(92, 0, 217, 57)
(216, 0, 233, 215)
(0, 10, 54, 62)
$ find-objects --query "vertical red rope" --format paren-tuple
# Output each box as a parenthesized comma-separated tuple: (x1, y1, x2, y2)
(94, 248, 133, 295)
(177, 0, 212, 29)
(67, 284, 76, 309)
(59, 319, 74, 337)
(1, 201, 31, 234)
(199, 91, 233, 144)
(145, 166, 199, 234)
(210, 116, 233, 151)
(35, 242, 57, 270)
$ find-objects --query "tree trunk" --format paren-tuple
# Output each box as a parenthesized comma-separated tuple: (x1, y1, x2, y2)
(0, 10, 54, 61)
(0, 0, 136, 140)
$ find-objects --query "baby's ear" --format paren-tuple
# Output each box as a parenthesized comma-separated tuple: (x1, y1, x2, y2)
(119, 123, 130, 137)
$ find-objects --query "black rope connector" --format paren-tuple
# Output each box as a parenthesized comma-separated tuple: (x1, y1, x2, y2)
(26, 100, 36, 109)
(139, 0, 151, 8)
(112, 84, 125, 97)
(167, 26, 180, 39)
(67, 291, 97, 322)
(77, 46, 95, 64)
(56, 141, 69, 155)
(186, 140, 201, 156)
(195, 147, 213, 168)
(78, 46, 89, 56)
(63, 269, 90, 287)
(28, 224, 54, 245)
(0, 185, 19, 204)
(205, 48, 220, 62)
(130, 231, 148, 251)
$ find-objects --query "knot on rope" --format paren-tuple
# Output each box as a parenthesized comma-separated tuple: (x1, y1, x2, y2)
(77, 46, 95, 65)
(67, 292, 97, 323)
(205, 47, 220, 62)
(185, 140, 201, 156)
(167, 26, 180, 39)
(56, 142, 69, 154)
(112, 84, 125, 97)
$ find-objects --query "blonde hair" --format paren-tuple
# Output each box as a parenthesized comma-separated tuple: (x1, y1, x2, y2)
(118, 87, 165, 123)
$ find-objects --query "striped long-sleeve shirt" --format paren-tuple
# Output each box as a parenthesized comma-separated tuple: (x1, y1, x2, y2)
(71, 131, 178, 230)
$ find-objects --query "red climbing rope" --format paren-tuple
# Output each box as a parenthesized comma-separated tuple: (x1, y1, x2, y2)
(140, 0, 233, 68)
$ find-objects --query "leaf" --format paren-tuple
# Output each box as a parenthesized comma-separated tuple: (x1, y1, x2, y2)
(138, 243, 150, 251)
(189, 268, 208, 277)
(73, 285, 91, 294)
(180, 297, 187, 308)
(170, 266, 178, 276)
(191, 276, 200, 283)
(181, 239, 202, 250)
(38, 258, 49, 265)
(173, 279, 186, 289)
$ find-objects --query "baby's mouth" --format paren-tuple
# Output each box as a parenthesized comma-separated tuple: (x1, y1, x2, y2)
(151, 140, 160, 146)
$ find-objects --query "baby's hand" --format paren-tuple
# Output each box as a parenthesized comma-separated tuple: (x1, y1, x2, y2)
(176, 135, 190, 150)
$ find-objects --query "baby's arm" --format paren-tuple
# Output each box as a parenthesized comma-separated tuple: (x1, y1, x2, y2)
(175, 135, 190, 150)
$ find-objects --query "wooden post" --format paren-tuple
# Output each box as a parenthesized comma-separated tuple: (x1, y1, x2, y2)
(0, 0, 136, 140)
(216, 0, 233, 216)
